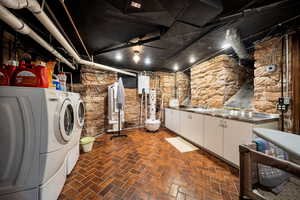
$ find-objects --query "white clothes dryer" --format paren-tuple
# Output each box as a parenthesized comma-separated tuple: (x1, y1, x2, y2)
(0, 86, 76, 200)
(66, 92, 85, 174)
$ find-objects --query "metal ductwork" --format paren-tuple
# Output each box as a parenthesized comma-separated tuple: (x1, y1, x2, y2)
(225, 28, 251, 60)
(0, 0, 136, 76)
(0, 4, 75, 69)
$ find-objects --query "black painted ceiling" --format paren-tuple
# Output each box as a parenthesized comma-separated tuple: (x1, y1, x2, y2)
(7, 0, 300, 72)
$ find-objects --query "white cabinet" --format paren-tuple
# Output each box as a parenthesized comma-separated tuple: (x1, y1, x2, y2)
(223, 119, 253, 166)
(165, 108, 181, 133)
(165, 108, 173, 130)
(204, 116, 224, 157)
(166, 108, 278, 167)
(173, 110, 181, 133)
(191, 113, 205, 146)
(180, 111, 191, 138)
(180, 112, 204, 146)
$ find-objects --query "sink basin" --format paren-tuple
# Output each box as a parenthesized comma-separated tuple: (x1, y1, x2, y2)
(182, 107, 279, 121)
(185, 107, 213, 113)
(247, 112, 279, 120)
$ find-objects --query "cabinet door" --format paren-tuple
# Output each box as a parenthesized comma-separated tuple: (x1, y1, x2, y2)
(204, 116, 224, 157)
(165, 108, 173, 130)
(180, 111, 192, 139)
(223, 119, 252, 166)
(173, 110, 181, 133)
(190, 113, 205, 146)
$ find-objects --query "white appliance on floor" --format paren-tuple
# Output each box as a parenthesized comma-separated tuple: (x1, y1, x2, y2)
(145, 89, 161, 132)
(66, 92, 85, 175)
(0, 86, 77, 200)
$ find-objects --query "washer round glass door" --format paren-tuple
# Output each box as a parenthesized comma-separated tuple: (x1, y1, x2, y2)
(59, 99, 75, 141)
(77, 100, 85, 128)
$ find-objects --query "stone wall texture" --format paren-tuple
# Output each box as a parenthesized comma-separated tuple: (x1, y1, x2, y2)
(176, 72, 190, 104)
(253, 37, 283, 114)
(73, 67, 118, 136)
(1, 31, 33, 65)
(253, 36, 293, 131)
(191, 55, 250, 108)
(154, 72, 175, 107)
(74, 68, 189, 136)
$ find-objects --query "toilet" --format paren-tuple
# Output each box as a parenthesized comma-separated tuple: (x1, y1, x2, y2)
(145, 118, 161, 132)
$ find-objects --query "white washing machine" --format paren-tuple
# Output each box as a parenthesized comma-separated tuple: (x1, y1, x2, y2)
(0, 86, 76, 200)
(66, 92, 85, 175)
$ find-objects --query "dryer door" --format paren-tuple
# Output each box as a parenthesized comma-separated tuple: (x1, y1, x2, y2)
(77, 100, 85, 128)
(0, 95, 40, 195)
(59, 99, 75, 142)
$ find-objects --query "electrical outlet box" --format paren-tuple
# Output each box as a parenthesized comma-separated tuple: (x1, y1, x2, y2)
(265, 64, 277, 72)
(283, 97, 291, 105)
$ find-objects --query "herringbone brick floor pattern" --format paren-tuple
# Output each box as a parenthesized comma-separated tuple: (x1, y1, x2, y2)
(59, 129, 239, 200)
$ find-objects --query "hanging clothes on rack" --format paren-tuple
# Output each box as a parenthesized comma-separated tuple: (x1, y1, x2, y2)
(111, 78, 127, 139)
(108, 81, 124, 132)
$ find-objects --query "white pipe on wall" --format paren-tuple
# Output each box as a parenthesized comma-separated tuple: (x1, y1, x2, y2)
(285, 34, 289, 96)
(0, 4, 75, 69)
(0, 0, 27, 9)
(0, 0, 136, 76)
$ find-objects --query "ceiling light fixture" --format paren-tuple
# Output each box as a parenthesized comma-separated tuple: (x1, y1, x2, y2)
(222, 42, 231, 49)
(130, 1, 142, 8)
(115, 53, 122, 61)
(174, 64, 179, 71)
(145, 57, 151, 65)
(189, 56, 196, 63)
(133, 51, 140, 63)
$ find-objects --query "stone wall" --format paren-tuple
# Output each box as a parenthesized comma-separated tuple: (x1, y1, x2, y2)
(73, 67, 118, 136)
(1, 31, 32, 64)
(191, 55, 250, 108)
(253, 36, 293, 131)
(253, 37, 283, 114)
(151, 72, 175, 107)
(176, 72, 190, 104)
(74, 68, 187, 136)
(124, 88, 141, 127)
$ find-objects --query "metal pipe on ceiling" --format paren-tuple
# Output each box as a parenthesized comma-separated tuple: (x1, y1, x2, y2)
(0, 4, 75, 69)
(44, 2, 79, 56)
(225, 28, 250, 60)
(58, 0, 91, 60)
(0, 0, 136, 76)
(285, 34, 289, 96)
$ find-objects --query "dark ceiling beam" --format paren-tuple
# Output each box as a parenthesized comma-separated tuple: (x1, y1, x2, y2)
(59, 0, 92, 60)
(167, 0, 288, 30)
(93, 36, 161, 55)
(142, 44, 166, 50)
(44, 2, 79, 55)
(206, 0, 296, 26)
(104, 10, 168, 28)
(166, 22, 227, 61)
(181, 13, 300, 73)
(238, 0, 261, 11)
(165, 0, 296, 63)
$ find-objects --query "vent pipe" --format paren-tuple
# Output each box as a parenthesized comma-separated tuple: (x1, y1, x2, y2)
(0, 4, 75, 69)
(225, 28, 251, 60)
(0, 0, 136, 76)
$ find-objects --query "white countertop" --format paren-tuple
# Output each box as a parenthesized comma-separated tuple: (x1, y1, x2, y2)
(253, 128, 300, 164)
